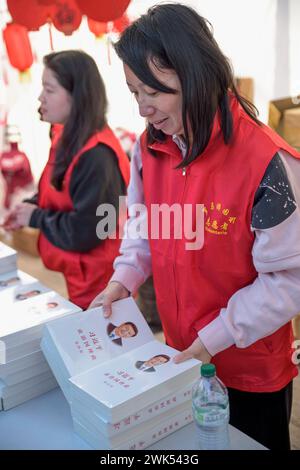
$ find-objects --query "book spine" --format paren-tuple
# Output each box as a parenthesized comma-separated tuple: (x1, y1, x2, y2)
(3, 338, 42, 364)
(100, 383, 193, 436)
(119, 407, 194, 450)
(1, 376, 58, 410)
(73, 405, 194, 450)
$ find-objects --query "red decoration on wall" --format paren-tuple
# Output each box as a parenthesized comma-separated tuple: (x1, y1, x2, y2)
(7, 0, 51, 31)
(87, 18, 108, 38)
(3, 23, 33, 73)
(75, 0, 131, 22)
(113, 13, 130, 33)
(0, 142, 34, 209)
(51, 0, 82, 35)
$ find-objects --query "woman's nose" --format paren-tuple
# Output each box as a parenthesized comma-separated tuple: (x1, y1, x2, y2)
(138, 104, 155, 118)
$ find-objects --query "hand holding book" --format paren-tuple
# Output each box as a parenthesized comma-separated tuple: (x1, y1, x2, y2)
(88, 281, 130, 317)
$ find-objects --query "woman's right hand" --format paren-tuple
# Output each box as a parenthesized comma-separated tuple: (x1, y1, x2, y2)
(88, 281, 129, 317)
(1, 211, 23, 231)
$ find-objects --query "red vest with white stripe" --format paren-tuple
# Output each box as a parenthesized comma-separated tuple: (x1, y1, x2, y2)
(141, 97, 299, 392)
(38, 126, 130, 309)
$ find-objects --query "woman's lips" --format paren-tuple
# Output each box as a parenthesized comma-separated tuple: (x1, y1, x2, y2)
(152, 118, 168, 129)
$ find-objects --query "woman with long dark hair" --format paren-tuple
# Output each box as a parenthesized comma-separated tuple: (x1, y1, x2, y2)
(6, 50, 130, 309)
(90, 4, 300, 449)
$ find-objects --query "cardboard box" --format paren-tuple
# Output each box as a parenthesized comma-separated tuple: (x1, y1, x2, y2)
(235, 77, 254, 103)
(292, 315, 300, 340)
(12, 227, 39, 257)
(268, 97, 300, 151)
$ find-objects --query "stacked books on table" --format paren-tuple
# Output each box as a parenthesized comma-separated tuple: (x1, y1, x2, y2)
(0, 241, 17, 274)
(41, 297, 200, 450)
(0, 252, 82, 410)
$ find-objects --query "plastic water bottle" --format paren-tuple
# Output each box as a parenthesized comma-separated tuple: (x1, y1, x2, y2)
(192, 363, 230, 450)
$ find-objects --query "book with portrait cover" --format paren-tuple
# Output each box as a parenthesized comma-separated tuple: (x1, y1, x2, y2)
(0, 291, 82, 363)
(41, 297, 155, 401)
(41, 297, 199, 420)
(69, 338, 199, 423)
(0, 270, 36, 292)
(0, 280, 50, 305)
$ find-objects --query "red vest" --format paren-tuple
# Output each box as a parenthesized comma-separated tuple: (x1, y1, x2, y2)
(141, 97, 299, 392)
(38, 126, 130, 309)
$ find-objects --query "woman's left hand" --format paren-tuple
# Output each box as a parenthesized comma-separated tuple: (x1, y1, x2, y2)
(173, 337, 212, 364)
(13, 203, 37, 227)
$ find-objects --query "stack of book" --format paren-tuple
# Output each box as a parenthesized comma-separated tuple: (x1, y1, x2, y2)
(0, 241, 17, 274)
(0, 264, 81, 410)
(42, 297, 200, 450)
(0, 277, 50, 307)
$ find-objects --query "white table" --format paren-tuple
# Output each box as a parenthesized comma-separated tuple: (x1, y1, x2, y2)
(0, 388, 266, 450)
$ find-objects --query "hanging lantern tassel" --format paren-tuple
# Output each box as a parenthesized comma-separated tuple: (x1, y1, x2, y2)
(48, 20, 54, 50)
(2, 65, 9, 87)
(106, 34, 112, 66)
(3, 23, 34, 81)
(0, 109, 8, 128)
(19, 69, 31, 83)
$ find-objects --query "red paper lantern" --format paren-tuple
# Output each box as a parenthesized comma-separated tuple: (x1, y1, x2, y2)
(75, 0, 131, 22)
(3, 23, 33, 73)
(51, 0, 82, 35)
(87, 18, 108, 38)
(37, 0, 57, 4)
(113, 13, 130, 33)
(7, 0, 51, 31)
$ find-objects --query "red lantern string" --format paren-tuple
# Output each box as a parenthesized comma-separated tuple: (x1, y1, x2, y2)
(2, 66, 9, 87)
(48, 22, 54, 50)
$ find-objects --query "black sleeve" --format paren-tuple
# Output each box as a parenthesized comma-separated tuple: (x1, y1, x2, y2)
(29, 144, 126, 252)
(252, 152, 297, 229)
(23, 193, 38, 205)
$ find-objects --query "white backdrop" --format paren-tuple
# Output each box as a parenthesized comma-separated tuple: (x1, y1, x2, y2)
(0, 0, 299, 180)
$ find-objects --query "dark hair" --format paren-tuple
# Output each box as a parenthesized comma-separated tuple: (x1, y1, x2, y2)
(152, 354, 170, 362)
(123, 321, 138, 336)
(43, 50, 107, 189)
(114, 3, 259, 167)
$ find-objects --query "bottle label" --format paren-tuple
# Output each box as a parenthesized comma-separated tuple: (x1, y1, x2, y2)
(193, 406, 229, 426)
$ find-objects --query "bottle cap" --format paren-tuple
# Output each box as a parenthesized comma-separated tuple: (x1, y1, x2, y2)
(201, 363, 216, 377)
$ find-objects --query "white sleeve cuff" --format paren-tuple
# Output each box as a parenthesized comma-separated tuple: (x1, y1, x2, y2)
(110, 265, 146, 295)
(198, 312, 235, 356)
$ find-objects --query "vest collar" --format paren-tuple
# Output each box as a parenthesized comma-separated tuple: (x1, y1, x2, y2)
(146, 94, 242, 160)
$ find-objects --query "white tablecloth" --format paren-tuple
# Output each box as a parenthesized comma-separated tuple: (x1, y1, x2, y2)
(0, 388, 266, 450)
